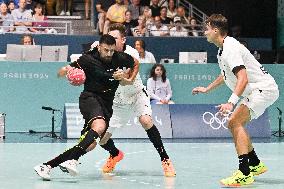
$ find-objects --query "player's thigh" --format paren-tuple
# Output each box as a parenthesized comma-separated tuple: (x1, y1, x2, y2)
(240, 89, 279, 120)
(134, 90, 152, 118)
(109, 103, 134, 128)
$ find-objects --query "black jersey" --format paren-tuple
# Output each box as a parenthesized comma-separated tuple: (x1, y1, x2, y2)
(69, 48, 134, 100)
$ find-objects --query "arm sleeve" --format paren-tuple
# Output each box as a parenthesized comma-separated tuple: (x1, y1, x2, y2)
(69, 54, 89, 71)
(147, 78, 161, 101)
(165, 79, 173, 101)
(223, 45, 245, 72)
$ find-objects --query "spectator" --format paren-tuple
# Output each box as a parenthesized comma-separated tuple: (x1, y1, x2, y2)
(147, 64, 174, 104)
(176, 6, 188, 24)
(170, 16, 188, 37)
(132, 15, 146, 36)
(7, 0, 15, 13)
(167, 0, 176, 19)
(84, 0, 89, 19)
(30, 2, 48, 33)
(103, 0, 127, 34)
(0, 2, 14, 32)
(95, 0, 115, 35)
(188, 17, 201, 36)
(128, 0, 144, 22)
(123, 10, 137, 36)
(142, 6, 153, 30)
(160, 6, 171, 24)
(134, 39, 156, 63)
(11, 0, 32, 33)
(150, 0, 160, 17)
(20, 34, 33, 45)
(150, 16, 169, 36)
(58, 0, 73, 16)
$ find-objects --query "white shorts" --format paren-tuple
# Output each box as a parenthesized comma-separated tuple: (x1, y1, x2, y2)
(240, 89, 279, 119)
(107, 89, 152, 134)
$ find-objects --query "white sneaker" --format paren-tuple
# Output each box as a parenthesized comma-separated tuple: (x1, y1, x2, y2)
(66, 11, 70, 16)
(34, 164, 51, 180)
(60, 160, 79, 176)
(59, 11, 65, 16)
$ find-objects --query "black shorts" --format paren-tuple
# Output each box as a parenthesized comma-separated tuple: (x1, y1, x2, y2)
(79, 91, 113, 134)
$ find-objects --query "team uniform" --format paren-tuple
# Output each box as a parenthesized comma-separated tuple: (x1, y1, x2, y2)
(218, 36, 279, 119)
(107, 45, 152, 134)
(70, 48, 135, 134)
(34, 48, 135, 180)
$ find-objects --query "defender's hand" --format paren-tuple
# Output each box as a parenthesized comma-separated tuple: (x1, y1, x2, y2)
(192, 86, 208, 95)
(216, 103, 234, 115)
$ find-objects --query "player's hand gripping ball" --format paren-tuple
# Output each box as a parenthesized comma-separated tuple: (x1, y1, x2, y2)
(66, 66, 86, 86)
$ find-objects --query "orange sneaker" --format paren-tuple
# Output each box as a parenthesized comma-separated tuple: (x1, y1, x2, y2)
(162, 159, 176, 177)
(102, 150, 124, 173)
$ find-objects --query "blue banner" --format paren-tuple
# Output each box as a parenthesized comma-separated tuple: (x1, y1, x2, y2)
(170, 104, 270, 138)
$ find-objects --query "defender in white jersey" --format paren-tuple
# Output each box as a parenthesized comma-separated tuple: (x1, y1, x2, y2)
(90, 24, 176, 177)
(192, 14, 278, 187)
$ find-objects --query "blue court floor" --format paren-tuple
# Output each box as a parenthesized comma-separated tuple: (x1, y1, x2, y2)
(1, 134, 284, 189)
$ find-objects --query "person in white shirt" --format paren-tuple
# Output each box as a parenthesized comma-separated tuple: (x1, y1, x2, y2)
(89, 23, 176, 177)
(192, 14, 279, 187)
(11, 0, 32, 32)
(170, 16, 188, 37)
(150, 16, 169, 36)
(147, 64, 174, 104)
(134, 39, 156, 63)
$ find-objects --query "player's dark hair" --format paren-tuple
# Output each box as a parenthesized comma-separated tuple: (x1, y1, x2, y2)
(99, 34, 116, 45)
(109, 23, 127, 37)
(205, 14, 228, 36)
(150, 64, 167, 82)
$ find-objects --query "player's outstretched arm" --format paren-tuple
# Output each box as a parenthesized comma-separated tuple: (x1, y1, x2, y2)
(192, 74, 224, 95)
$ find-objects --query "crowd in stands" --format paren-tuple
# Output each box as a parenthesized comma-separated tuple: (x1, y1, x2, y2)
(96, 0, 203, 37)
(0, 0, 90, 33)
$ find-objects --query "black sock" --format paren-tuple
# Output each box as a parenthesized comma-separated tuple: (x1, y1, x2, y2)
(45, 147, 74, 168)
(248, 149, 260, 166)
(146, 125, 169, 161)
(45, 129, 99, 168)
(100, 138, 119, 157)
(239, 154, 250, 176)
(68, 129, 99, 160)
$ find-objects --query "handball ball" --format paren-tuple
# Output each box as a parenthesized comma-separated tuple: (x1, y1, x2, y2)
(66, 67, 86, 86)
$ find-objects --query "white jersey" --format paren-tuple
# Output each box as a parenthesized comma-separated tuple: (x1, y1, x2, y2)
(114, 45, 145, 104)
(217, 36, 278, 97)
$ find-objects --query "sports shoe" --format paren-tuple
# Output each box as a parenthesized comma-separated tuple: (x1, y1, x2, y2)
(60, 160, 79, 176)
(59, 11, 65, 16)
(34, 164, 52, 180)
(162, 159, 176, 177)
(220, 170, 254, 187)
(102, 150, 124, 173)
(66, 11, 71, 16)
(249, 161, 267, 176)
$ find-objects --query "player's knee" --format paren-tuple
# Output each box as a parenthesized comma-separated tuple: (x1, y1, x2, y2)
(139, 115, 153, 129)
(227, 116, 242, 130)
(90, 119, 107, 136)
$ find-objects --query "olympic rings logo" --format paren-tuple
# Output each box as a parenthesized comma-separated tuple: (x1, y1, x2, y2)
(202, 111, 232, 130)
